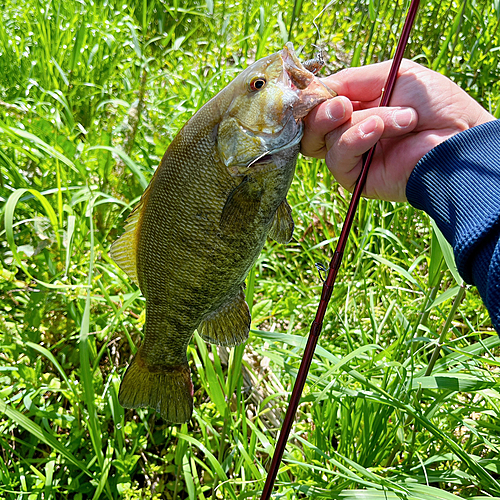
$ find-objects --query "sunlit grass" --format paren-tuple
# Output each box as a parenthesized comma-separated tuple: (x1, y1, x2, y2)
(1, 0, 500, 498)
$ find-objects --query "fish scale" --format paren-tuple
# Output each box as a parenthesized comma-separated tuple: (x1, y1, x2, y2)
(110, 43, 336, 423)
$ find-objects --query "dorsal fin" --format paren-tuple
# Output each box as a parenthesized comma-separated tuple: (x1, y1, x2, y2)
(110, 178, 156, 286)
(109, 201, 143, 285)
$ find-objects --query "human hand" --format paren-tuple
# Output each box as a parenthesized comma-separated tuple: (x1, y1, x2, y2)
(301, 59, 495, 201)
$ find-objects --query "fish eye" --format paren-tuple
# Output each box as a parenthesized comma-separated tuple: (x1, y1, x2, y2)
(249, 77, 267, 92)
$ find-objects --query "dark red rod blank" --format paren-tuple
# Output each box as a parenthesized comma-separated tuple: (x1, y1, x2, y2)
(260, 1, 421, 498)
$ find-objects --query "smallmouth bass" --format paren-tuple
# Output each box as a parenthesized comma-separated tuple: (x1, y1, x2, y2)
(110, 43, 335, 424)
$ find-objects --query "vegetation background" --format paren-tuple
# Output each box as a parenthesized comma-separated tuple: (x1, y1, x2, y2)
(1, 0, 500, 498)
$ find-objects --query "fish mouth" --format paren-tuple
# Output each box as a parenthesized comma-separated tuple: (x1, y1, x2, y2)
(280, 42, 316, 90)
(280, 43, 336, 120)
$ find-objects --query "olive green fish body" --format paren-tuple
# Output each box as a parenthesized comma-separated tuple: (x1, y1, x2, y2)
(111, 43, 335, 423)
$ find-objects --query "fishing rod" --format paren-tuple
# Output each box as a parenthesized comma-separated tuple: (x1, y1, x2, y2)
(260, 0, 421, 497)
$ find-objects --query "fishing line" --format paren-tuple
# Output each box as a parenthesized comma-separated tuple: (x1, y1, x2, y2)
(315, 262, 327, 282)
(307, 0, 337, 69)
(312, 0, 337, 49)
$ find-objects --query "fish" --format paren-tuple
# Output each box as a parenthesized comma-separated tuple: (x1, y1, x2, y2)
(110, 42, 336, 424)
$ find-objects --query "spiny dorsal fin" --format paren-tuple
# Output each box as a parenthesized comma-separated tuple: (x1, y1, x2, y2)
(110, 177, 157, 285)
(110, 163, 165, 285)
(268, 199, 294, 244)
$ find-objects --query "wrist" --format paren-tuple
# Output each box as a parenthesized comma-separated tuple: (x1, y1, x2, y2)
(471, 109, 496, 128)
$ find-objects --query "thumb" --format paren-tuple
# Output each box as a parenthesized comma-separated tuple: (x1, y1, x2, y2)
(301, 96, 352, 158)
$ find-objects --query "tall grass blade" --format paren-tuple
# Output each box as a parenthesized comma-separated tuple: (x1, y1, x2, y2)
(0, 399, 91, 475)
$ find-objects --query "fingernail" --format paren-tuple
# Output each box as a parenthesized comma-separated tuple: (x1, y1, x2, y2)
(359, 117, 378, 137)
(326, 98, 345, 121)
(393, 109, 413, 128)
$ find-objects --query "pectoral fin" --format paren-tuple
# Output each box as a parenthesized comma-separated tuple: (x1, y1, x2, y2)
(198, 286, 250, 347)
(220, 177, 262, 232)
(268, 199, 294, 243)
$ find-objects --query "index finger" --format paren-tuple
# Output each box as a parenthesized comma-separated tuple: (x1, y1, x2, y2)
(321, 60, 394, 102)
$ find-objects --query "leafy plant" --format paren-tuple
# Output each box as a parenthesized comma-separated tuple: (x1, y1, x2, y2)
(1, 0, 499, 498)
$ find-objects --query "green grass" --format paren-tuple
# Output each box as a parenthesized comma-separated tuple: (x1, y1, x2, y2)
(1, 0, 500, 498)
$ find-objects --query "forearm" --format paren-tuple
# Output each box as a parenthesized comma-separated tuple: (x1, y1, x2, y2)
(406, 120, 500, 331)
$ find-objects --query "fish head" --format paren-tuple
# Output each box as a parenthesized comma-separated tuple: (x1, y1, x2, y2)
(217, 43, 336, 174)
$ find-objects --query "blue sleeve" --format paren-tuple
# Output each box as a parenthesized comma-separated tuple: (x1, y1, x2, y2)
(406, 120, 500, 332)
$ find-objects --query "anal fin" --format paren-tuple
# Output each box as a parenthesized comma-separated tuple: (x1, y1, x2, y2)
(198, 286, 250, 347)
(268, 199, 294, 243)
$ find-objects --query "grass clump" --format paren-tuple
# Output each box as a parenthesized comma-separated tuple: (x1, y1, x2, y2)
(1, 0, 500, 498)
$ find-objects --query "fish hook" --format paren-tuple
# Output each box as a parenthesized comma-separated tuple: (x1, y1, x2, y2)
(315, 262, 328, 282)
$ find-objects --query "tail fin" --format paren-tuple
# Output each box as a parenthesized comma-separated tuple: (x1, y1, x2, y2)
(118, 350, 193, 424)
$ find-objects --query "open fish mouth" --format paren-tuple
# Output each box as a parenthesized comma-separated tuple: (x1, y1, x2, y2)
(280, 43, 336, 120)
(280, 42, 316, 90)
(222, 43, 335, 176)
